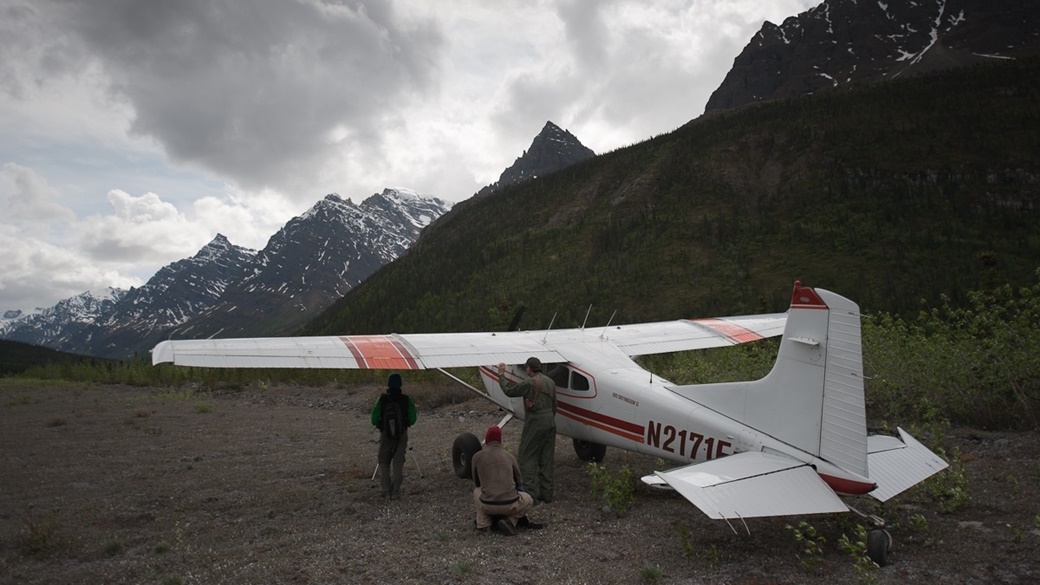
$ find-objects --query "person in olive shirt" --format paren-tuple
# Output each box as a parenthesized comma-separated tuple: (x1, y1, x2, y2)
(496, 356, 557, 504)
(370, 373, 417, 501)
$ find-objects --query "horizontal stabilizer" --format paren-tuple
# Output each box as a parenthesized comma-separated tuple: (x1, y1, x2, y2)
(867, 428, 950, 501)
(642, 452, 848, 519)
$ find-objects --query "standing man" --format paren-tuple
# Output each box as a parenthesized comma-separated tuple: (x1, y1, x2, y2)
(471, 425, 543, 535)
(370, 373, 417, 501)
(497, 357, 557, 504)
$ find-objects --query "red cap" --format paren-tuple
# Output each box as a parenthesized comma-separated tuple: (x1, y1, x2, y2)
(485, 426, 502, 444)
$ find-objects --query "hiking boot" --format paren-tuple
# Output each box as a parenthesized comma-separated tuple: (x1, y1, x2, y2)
(495, 518, 517, 536)
(517, 516, 544, 530)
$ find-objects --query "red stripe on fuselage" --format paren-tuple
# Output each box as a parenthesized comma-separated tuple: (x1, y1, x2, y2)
(338, 336, 420, 370)
(690, 318, 764, 344)
(557, 400, 645, 444)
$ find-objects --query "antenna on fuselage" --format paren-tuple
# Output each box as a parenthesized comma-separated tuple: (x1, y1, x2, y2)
(541, 312, 557, 343)
(598, 310, 618, 339)
(580, 305, 593, 329)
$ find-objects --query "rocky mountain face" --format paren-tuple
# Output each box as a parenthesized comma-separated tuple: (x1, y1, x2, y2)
(82, 235, 259, 357)
(0, 189, 451, 358)
(705, 0, 1040, 112)
(0, 289, 125, 354)
(476, 121, 595, 197)
(169, 189, 451, 341)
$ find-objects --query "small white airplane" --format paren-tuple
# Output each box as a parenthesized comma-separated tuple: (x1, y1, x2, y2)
(152, 282, 947, 565)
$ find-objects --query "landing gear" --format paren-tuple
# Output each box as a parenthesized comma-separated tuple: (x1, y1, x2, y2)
(847, 502, 892, 567)
(452, 432, 482, 479)
(867, 528, 892, 567)
(572, 439, 607, 463)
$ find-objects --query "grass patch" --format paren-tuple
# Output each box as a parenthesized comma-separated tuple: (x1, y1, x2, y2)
(18, 517, 62, 559)
(8, 393, 32, 406)
(102, 539, 123, 556)
(451, 561, 471, 577)
(639, 564, 663, 583)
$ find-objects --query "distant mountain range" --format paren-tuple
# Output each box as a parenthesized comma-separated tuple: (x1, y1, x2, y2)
(1, 189, 452, 358)
(706, 0, 1039, 111)
(1, 121, 595, 359)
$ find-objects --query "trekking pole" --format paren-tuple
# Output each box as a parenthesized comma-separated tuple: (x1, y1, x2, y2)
(409, 445, 424, 478)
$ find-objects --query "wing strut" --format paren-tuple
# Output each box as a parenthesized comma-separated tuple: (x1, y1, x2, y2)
(436, 368, 488, 398)
(435, 367, 520, 429)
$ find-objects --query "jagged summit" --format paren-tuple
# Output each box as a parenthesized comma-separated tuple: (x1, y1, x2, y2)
(194, 233, 254, 262)
(476, 121, 596, 197)
(705, 0, 1040, 112)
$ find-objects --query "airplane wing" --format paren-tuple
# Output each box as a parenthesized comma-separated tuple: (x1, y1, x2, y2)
(599, 312, 787, 357)
(866, 428, 950, 501)
(152, 331, 565, 370)
(642, 451, 848, 519)
(151, 312, 787, 369)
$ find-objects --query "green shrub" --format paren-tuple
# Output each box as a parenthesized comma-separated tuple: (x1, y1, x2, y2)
(587, 463, 635, 517)
(837, 524, 879, 585)
(19, 518, 61, 559)
(786, 521, 826, 570)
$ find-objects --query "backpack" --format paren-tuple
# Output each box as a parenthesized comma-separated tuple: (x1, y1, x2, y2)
(380, 394, 407, 439)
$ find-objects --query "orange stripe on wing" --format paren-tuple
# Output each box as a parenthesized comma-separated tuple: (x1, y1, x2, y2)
(339, 336, 420, 370)
(690, 318, 764, 344)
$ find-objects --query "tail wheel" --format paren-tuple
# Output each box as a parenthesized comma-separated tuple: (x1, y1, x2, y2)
(867, 528, 892, 567)
(572, 439, 607, 463)
(452, 432, 482, 479)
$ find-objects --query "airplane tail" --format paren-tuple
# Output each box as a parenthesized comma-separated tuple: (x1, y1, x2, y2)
(655, 282, 947, 517)
(677, 283, 869, 478)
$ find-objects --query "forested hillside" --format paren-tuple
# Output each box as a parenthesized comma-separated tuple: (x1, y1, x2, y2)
(304, 58, 1040, 336)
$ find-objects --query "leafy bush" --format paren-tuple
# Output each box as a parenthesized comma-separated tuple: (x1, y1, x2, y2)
(864, 272, 1040, 429)
(586, 463, 635, 517)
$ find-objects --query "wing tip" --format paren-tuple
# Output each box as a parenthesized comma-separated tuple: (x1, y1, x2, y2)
(151, 341, 174, 365)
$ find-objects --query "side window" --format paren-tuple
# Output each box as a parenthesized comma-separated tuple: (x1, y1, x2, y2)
(548, 364, 569, 389)
(571, 372, 590, 391)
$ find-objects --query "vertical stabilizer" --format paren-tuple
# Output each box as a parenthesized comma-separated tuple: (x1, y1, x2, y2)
(675, 283, 869, 477)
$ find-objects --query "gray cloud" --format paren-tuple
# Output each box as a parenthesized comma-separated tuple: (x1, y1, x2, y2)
(41, 0, 443, 196)
(0, 162, 76, 223)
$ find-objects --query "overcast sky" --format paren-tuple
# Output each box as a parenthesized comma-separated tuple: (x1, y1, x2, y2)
(0, 0, 818, 312)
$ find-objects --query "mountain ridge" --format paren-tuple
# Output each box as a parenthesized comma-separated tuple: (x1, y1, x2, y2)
(706, 0, 1040, 112)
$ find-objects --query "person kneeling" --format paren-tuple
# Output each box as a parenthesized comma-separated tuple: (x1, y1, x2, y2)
(472, 426, 544, 535)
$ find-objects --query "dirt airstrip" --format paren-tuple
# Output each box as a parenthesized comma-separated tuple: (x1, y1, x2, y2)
(1, 380, 1038, 584)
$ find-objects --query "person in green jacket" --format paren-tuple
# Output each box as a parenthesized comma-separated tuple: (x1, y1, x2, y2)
(496, 357, 557, 503)
(370, 373, 417, 501)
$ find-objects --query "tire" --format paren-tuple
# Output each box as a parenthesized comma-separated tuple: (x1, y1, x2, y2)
(452, 432, 482, 479)
(867, 528, 892, 567)
(572, 439, 607, 463)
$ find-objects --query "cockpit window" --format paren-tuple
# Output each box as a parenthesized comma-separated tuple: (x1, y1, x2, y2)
(547, 364, 568, 388)
(545, 365, 592, 393)
(571, 372, 590, 391)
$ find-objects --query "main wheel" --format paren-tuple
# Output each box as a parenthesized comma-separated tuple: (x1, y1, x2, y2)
(452, 432, 482, 479)
(867, 528, 892, 567)
(572, 439, 607, 463)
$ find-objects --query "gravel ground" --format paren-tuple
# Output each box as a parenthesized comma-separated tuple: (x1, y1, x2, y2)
(1, 380, 1038, 584)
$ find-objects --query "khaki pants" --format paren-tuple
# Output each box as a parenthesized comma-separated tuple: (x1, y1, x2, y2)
(473, 488, 533, 530)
